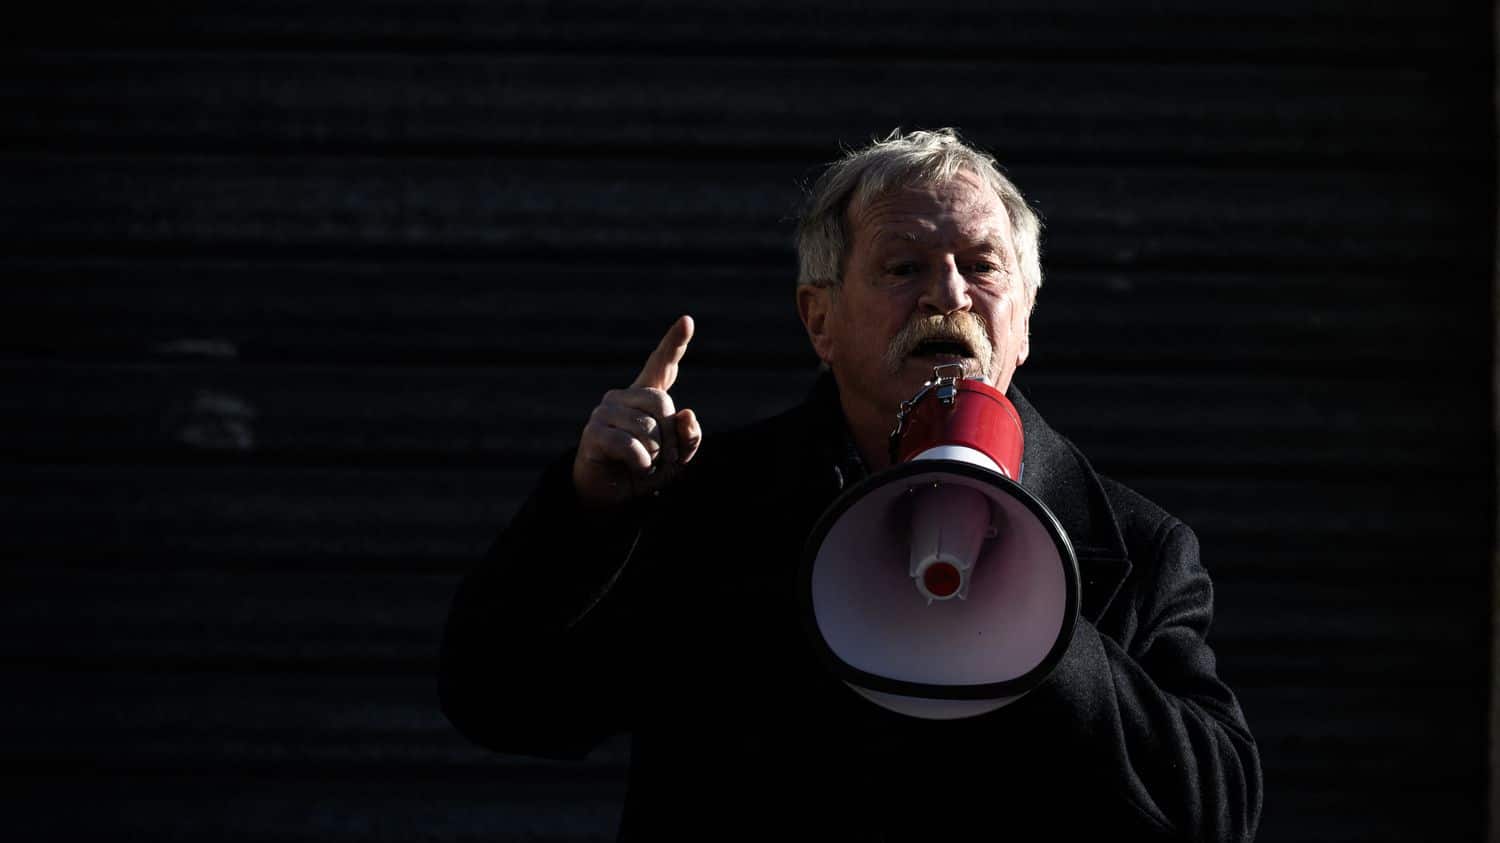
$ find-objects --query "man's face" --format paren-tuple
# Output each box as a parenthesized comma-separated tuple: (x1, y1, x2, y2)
(799, 171, 1033, 422)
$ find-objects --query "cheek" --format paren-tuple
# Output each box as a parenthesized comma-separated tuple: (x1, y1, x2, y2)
(980, 294, 1028, 352)
(1006, 289, 1031, 322)
(1007, 300, 1029, 334)
(974, 294, 1008, 330)
(831, 305, 879, 365)
(844, 301, 907, 354)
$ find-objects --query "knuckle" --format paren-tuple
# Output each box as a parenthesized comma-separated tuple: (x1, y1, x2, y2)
(645, 388, 675, 413)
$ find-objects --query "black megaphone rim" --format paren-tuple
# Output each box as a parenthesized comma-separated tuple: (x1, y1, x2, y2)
(797, 458, 1080, 702)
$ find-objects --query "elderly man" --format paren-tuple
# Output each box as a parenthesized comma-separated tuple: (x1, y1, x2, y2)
(441, 129, 1262, 840)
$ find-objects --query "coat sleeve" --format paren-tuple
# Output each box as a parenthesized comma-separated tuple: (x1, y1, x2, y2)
(1025, 521, 1263, 841)
(438, 452, 649, 760)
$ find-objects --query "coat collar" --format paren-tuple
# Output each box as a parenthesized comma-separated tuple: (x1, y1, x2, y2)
(802, 373, 1134, 623)
(1006, 383, 1133, 622)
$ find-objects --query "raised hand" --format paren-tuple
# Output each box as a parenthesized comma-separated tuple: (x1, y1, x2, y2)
(572, 316, 703, 508)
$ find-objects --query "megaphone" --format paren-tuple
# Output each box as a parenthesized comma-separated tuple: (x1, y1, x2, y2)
(799, 364, 1080, 720)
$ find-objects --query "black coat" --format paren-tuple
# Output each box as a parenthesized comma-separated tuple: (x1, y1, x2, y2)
(440, 376, 1263, 841)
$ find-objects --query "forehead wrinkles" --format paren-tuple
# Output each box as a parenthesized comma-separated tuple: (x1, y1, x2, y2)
(852, 179, 1012, 250)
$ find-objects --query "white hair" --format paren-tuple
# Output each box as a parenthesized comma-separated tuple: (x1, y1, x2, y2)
(795, 128, 1043, 297)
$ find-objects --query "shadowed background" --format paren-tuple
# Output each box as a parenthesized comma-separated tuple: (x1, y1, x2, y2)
(2, 1, 1495, 840)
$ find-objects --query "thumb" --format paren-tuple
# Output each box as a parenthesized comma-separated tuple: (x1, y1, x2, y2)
(673, 407, 702, 464)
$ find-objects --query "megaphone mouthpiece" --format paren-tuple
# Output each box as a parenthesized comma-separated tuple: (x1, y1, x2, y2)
(907, 481, 990, 603)
(915, 559, 965, 603)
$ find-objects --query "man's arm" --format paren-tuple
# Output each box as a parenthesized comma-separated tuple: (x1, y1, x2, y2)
(439, 454, 646, 759)
(439, 316, 702, 760)
(1027, 520, 1262, 841)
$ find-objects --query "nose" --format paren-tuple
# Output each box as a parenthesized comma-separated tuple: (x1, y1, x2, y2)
(918, 255, 971, 315)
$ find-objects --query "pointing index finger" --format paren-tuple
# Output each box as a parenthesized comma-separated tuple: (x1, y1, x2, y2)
(631, 315, 694, 391)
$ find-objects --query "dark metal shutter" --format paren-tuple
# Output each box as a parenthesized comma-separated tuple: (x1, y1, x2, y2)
(4, 2, 1493, 839)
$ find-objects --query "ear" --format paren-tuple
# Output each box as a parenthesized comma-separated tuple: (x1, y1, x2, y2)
(1014, 287, 1035, 368)
(1016, 312, 1031, 368)
(796, 284, 836, 365)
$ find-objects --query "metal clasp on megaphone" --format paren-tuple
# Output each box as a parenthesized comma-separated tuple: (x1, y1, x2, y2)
(888, 362, 970, 465)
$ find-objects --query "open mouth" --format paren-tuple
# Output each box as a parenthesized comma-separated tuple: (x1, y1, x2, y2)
(909, 339, 974, 359)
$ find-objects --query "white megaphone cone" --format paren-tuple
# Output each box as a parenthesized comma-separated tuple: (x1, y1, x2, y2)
(798, 364, 1080, 720)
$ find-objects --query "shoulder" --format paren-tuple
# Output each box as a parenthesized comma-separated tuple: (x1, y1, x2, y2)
(1094, 472, 1210, 619)
(1095, 473, 1188, 556)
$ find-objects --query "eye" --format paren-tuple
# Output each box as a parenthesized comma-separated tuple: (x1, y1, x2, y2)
(885, 261, 922, 277)
(966, 260, 1009, 283)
